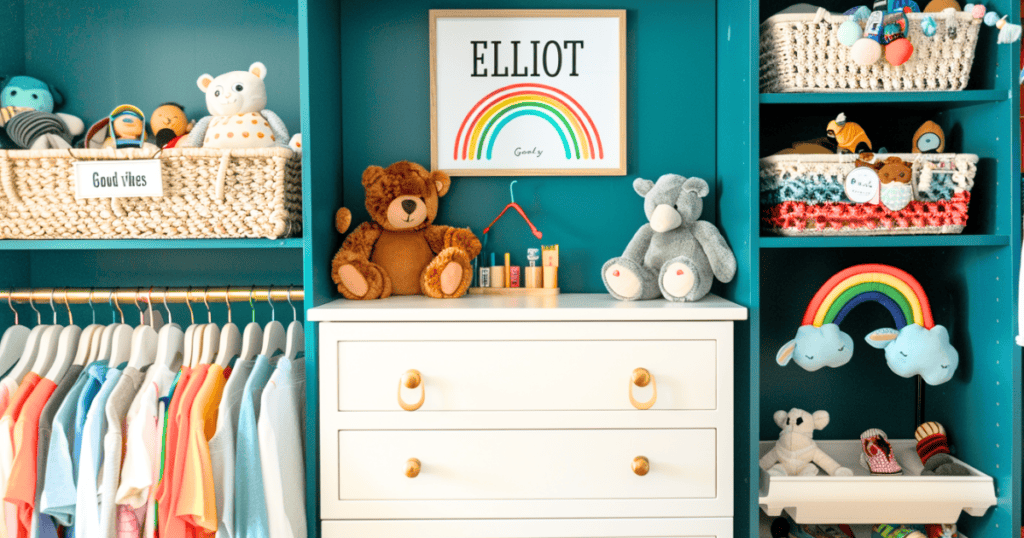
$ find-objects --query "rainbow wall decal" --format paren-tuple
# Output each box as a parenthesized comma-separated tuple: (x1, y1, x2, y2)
(777, 263, 958, 385)
(453, 83, 603, 161)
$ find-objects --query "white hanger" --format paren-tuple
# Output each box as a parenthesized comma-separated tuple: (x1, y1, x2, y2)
(28, 291, 65, 377)
(44, 291, 82, 383)
(283, 287, 304, 362)
(260, 287, 286, 359)
(74, 290, 106, 367)
(214, 287, 241, 368)
(108, 325, 134, 369)
(154, 290, 184, 372)
(126, 289, 159, 370)
(94, 290, 126, 365)
(236, 287, 263, 363)
(0, 292, 32, 376)
(197, 290, 220, 365)
(4, 295, 51, 384)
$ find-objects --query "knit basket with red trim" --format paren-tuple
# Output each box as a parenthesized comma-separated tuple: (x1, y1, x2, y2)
(760, 153, 977, 236)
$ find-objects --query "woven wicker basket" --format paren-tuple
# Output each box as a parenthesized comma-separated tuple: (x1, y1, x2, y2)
(761, 9, 981, 92)
(0, 147, 302, 239)
(760, 152, 978, 235)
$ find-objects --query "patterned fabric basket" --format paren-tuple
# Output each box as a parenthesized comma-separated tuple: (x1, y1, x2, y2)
(760, 153, 978, 235)
(0, 147, 302, 239)
(761, 9, 981, 92)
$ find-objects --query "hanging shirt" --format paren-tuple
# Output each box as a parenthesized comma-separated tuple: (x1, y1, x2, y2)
(75, 367, 123, 537)
(209, 359, 253, 538)
(0, 373, 43, 533)
(40, 360, 108, 528)
(156, 365, 208, 537)
(234, 355, 274, 538)
(32, 364, 83, 538)
(177, 364, 228, 535)
(5, 373, 58, 538)
(114, 362, 176, 538)
(258, 356, 306, 538)
(0, 378, 14, 416)
(99, 366, 146, 538)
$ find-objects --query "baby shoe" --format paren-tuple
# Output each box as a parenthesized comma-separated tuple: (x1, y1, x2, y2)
(861, 428, 903, 475)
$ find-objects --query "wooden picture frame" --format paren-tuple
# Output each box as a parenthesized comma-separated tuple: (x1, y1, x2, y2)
(430, 9, 627, 176)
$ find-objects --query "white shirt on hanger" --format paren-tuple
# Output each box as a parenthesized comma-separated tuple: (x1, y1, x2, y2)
(210, 359, 254, 538)
(257, 355, 306, 538)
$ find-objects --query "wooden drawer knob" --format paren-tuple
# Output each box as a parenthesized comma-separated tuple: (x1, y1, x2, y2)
(632, 455, 650, 476)
(629, 368, 657, 410)
(398, 369, 425, 411)
(406, 458, 421, 478)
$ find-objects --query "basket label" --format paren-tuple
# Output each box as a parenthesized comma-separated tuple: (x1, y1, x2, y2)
(845, 167, 880, 204)
(73, 159, 163, 199)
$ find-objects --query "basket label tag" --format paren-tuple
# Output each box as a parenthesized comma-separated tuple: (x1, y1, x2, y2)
(73, 159, 164, 199)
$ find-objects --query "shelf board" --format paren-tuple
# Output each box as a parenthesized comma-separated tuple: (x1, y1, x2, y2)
(759, 440, 996, 525)
(760, 89, 1009, 105)
(759, 235, 1010, 249)
(0, 238, 304, 251)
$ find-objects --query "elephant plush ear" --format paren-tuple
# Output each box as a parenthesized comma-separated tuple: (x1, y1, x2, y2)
(633, 178, 654, 197)
(47, 84, 64, 108)
(683, 177, 710, 198)
(773, 410, 788, 428)
(812, 410, 830, 430)
(776, 339, 796, 366)
(865, 328, 899, 349)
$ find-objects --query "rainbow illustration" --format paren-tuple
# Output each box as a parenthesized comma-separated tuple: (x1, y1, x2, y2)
(453, 83, 603, 161)
(778, 263, 958, 385)
(801, 263, 935, 330)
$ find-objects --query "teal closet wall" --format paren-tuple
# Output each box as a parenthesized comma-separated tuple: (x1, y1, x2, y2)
(338, 0, 718, 294)
(20, 0, 302, 136)
(0, 0, 24, 76)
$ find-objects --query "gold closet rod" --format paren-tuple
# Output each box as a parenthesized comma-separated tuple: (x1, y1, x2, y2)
(0, 286, 303, 305)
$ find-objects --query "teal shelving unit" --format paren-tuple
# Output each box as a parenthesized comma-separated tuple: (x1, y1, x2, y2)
(2, 0, 1021, 537)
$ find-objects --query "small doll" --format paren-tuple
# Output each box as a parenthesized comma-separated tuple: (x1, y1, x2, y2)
(107, 105, 145, 149)
(149, 102, 194, 148)
(0, 75, 84, 149)
(877, 156, 914, 211)
(826, 113, 872, 154)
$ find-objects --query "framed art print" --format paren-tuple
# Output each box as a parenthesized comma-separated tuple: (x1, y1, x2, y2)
(430, 10, 627, 176)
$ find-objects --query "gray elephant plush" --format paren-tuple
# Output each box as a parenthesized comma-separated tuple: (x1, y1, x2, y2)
(602, 174, 737, 302)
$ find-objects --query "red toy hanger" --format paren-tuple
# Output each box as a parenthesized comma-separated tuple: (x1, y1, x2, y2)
(482, 181, 542, 240)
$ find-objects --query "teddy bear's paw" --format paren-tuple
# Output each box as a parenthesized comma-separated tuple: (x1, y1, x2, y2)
(659, 258, 703, 302)
(422, 248, 473, 298)
(832, 467, 854, 477)
(602, 257, 657, 301)
(766, 465, 787, 477)
(796, 465, 821, 477)
(336, 261, 388, 300)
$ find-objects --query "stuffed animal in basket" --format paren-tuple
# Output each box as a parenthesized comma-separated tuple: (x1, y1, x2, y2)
(0, 75, 84, 149)
(83, 105, 160, 150)
(150, 102, 194, 148)
(602, 173, 737, 302)
(759, 408, 853, 477)
(187, 62, 290, 148)
(331, 161, 482, 299)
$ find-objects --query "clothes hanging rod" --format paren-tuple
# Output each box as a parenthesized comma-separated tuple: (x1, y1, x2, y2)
(0, 287, 303, 305)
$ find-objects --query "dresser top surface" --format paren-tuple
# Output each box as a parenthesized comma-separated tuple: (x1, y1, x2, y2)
(308, 293, 747, 322)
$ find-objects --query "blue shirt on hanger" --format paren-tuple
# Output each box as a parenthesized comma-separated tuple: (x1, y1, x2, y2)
(75, 367, 123, 537)
(234, 354, 274, 538)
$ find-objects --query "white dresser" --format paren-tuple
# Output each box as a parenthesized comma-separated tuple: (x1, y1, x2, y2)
(308, 293, 746, 538)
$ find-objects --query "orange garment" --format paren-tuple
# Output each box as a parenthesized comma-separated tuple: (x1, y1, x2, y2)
(0, 373, 41, 535)
(177, 364, 227, 536)
(5, 376, 56, 537)
(154, 366, 193, 536)
(158, 365, 209, 538)
(0, 382, 11, 416)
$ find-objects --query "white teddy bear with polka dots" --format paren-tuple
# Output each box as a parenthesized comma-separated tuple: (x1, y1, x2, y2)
(187, 62, 291, 149)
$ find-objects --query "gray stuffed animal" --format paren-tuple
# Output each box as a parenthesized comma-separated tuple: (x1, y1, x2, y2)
(602, 174, 737, 302)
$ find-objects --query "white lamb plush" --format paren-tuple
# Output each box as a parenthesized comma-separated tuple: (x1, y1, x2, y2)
(759, 408, 853, 477)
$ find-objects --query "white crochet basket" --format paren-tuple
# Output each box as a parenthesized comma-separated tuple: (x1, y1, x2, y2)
(760, 8, 981, 92)
(0, 147, 302, 239)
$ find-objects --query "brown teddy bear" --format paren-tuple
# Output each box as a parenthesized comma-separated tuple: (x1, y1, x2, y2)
(877, 156, 913, 211)
(331, 161, 482, 299)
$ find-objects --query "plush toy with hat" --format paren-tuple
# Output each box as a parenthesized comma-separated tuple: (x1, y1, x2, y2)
(187, 61, 290, 149)
(759, 408, 853, 477)
(331, 161, 482, 299)
(83, 105, 159, 151)
(0, 75, 84, 149)
(602, 173, 737, 302)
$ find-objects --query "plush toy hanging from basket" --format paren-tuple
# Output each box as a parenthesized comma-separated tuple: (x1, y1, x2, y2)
(776, 263, 959, 385)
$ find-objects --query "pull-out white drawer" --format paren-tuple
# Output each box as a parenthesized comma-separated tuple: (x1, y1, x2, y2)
(323, 322, 729, 413)
(336, 429, 715, 501)
(323, 517, 733, 538)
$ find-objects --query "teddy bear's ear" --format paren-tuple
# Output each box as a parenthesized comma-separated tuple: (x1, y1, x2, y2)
(197, 74, 215, 93)
(362, 165, 385, 189)
(683, 177, 710, 198)
(633, 178, 655, 197)
(249, 62, 268, 80)
(812, 410, 830, 430)
(430, 170, 451, 197)
(774, 410, 788, 428)
(335, 207, 352, 234)
(885, 156, 903, 165)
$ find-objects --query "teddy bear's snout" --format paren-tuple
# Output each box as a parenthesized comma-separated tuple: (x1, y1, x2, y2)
(401, 199, 418, 215)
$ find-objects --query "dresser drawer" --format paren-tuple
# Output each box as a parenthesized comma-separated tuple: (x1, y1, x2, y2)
(323, 322, 726, 412)
(323, 517, 733, 538)
(335, 428, 715, 501)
